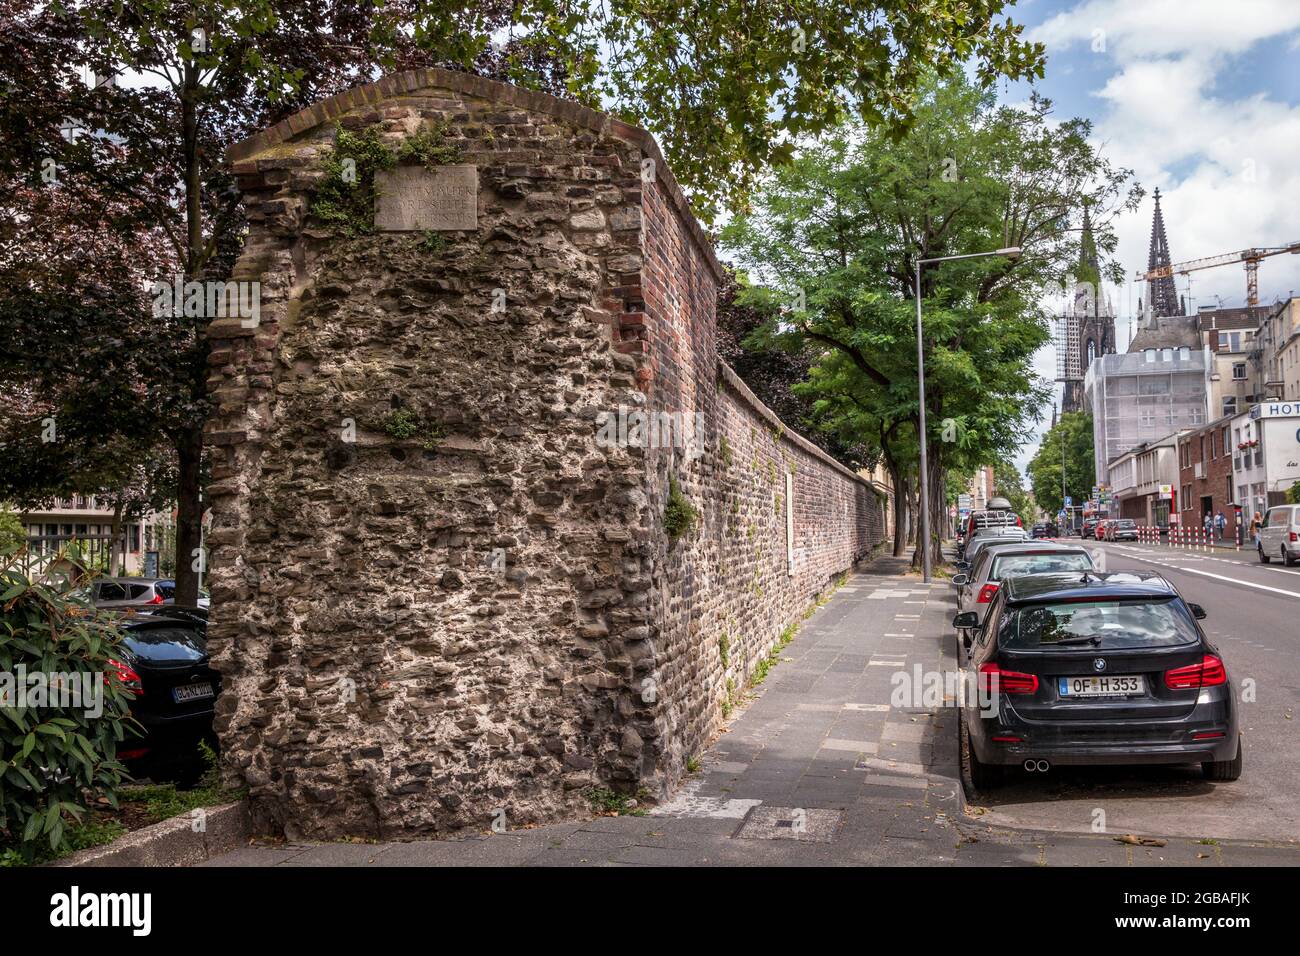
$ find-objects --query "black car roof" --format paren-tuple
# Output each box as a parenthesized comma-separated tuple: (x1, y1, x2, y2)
(1002, 571, 1176, 604)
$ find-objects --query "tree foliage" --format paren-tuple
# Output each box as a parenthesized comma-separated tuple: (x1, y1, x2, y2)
(1027, 411, 1095, 518)
(721, 75, 1138, 565)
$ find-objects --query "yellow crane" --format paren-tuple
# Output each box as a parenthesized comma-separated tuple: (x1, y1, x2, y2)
(1136, 241, 1300, 306)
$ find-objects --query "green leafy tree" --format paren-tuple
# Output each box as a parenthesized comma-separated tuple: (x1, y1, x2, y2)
(992, 459, 1034, 528)
(722, 76, 1138, 567)
(1, 1, 1045, 604)
(1027, 411, 1095, 518)
(0, 506, 24, 554)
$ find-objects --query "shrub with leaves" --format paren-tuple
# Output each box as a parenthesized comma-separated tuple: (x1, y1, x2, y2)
(0, 563, 135, 861)
(308, 124, 398, 237)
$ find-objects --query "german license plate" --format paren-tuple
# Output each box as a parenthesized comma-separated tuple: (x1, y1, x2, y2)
(1058, 675, 1144, 698)
(172, 682, 214, 703)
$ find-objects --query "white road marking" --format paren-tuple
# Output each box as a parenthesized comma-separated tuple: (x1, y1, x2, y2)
(1116, 549, 1300, 599)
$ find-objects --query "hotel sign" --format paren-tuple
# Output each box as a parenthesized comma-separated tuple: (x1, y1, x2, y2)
(1250, 402, 1300, 420)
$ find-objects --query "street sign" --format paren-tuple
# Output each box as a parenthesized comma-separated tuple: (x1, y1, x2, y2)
(1064, 496, 1072, 507)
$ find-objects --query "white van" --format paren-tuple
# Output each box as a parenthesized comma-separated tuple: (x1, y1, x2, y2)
(1258, 504, 1300, 566)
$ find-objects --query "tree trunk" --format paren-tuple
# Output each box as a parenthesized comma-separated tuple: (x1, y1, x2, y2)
(173, 426, 203, 605)
(887, 460, 909, 557)
(910, 449, 947, 571)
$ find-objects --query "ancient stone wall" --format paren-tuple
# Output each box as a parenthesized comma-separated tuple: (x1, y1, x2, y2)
(206, 68, 884, 840)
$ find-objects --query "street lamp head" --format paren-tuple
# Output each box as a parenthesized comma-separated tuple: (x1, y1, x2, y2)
(997, 246, 1023, 260)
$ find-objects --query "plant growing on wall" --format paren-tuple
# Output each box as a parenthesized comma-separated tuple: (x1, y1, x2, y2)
(663, 477, 698, 541)
(309, 125, 398, 237)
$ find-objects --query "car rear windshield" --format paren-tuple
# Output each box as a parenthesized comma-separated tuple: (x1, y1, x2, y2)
(990, 552, 1093, 581)
(1115, 520, 1136, 528)
(1000, 598, 1200, 650)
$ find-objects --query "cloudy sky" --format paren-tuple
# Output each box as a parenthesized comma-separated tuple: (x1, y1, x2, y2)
(1003, 0, 1300, 473)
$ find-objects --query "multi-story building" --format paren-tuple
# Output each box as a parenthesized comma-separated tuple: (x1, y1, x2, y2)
(1229, 400, 1300, 525)
(15, 496, 170, 576)
(1108, 430, 1185, 527)
(1176, 415, 1239, 540)
(1254, 297, 1300, 402)
(1085, 341, 1210, 486)
(1197, 304, 1271, 419)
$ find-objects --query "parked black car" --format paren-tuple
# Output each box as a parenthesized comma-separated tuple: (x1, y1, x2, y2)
(953, 572, 1241, 790)
(1030, 522, 1059, 539)
(110, 606, 220, 787)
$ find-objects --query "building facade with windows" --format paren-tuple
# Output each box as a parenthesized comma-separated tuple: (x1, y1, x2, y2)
(1229, 400, 1300, 525)
(1084, 341, 1210, 488)
(1108, 431, 1185, 527)
(1258, 297, 1300, 402)
(1197, 304, 1271, 420)
(1176, 415, 1239, 540)
(15, 496, 170, 576)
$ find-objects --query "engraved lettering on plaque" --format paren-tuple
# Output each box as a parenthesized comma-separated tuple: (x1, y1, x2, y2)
(374, 165, 478, 232)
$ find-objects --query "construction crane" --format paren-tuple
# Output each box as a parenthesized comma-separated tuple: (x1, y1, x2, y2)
(1136, 241, 1300, 306)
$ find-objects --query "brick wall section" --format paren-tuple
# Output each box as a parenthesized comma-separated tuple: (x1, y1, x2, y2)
(208, 69, 884, 840)
(1177, 418, 1240, 539)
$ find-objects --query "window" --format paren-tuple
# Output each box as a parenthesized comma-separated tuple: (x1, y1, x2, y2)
(1228, 332, 1241, 352)
(1179, 347, 1190, 361)
(1003, 600, 1200, 650)
(1144, 349, 1157, 363)
(1226, 476, 1233, 503)
(1223, 396, 1238, 416)
(1233, 362, 1247, 380)
(95, 583, 128, 602)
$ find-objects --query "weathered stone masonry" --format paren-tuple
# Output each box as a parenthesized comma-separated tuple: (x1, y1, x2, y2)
(205, 68, 885, 840)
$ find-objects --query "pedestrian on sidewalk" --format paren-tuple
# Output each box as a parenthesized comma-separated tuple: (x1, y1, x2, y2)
(1203, 511, 1213, 540)
(1251, 511, 1264, 548)
(1216, 510, 1226, 541)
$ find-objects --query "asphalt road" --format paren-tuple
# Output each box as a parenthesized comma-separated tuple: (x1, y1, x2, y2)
(963, 536, 1300, 843)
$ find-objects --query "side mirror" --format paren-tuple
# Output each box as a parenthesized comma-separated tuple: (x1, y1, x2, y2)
(1188, 603, 1207, 620)
(951, 573, 969, 587)
(952, 611, 979, 630)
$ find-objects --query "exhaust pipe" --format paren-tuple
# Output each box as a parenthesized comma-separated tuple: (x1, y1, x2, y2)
(1022, 759, 1051, 772)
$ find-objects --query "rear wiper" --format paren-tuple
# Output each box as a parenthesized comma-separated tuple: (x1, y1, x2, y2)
(1047, 635, 1101, 646)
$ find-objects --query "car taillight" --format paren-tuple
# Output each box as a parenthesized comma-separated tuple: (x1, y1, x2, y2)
(1015, 516, 1022, 526)
(106, 658, 143, 695)
(148, 593, 163, 604)
(976, 582, 1000, 603)
(1164, 655, 1226, 690)
(979, 662, 1038, 694)
(1290, 532, 1298, 542)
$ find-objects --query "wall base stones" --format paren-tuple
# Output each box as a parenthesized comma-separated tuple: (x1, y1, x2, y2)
(207, 68, 884, 841)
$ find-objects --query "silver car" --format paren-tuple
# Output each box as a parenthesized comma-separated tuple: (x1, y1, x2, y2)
(1258, 504, 1300, 566)
(952, 542, 1095, 636)
(961, 527, 1030, 568)
(72, 577, 169, 609)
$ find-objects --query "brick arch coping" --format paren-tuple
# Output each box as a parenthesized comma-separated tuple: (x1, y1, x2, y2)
(225, 66, 723, 281)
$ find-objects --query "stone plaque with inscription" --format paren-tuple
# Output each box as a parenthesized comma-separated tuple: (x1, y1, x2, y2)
(374, 164, 478, 232)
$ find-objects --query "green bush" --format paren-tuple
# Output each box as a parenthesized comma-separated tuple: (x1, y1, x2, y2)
(309, 124, 397, 237)
(0, 564, 135, 862)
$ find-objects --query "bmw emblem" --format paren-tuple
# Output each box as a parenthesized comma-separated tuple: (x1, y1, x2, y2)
(1093, 658, 1107, 673)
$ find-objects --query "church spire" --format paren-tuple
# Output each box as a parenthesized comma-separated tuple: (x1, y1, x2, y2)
(1146, 188, 1180, 318)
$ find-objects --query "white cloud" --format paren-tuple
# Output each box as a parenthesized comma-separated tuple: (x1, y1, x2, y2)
(1013, 0, 1300, 475)
(1030, 0, 1300, 60)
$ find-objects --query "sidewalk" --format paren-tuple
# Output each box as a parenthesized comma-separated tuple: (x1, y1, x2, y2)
(201, 554, 1300, 867)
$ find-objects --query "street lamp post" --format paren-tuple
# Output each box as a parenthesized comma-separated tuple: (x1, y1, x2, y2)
(914, 247, 1022, 582)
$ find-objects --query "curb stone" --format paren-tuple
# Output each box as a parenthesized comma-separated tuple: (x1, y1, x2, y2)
(48, 800, 252, 868)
